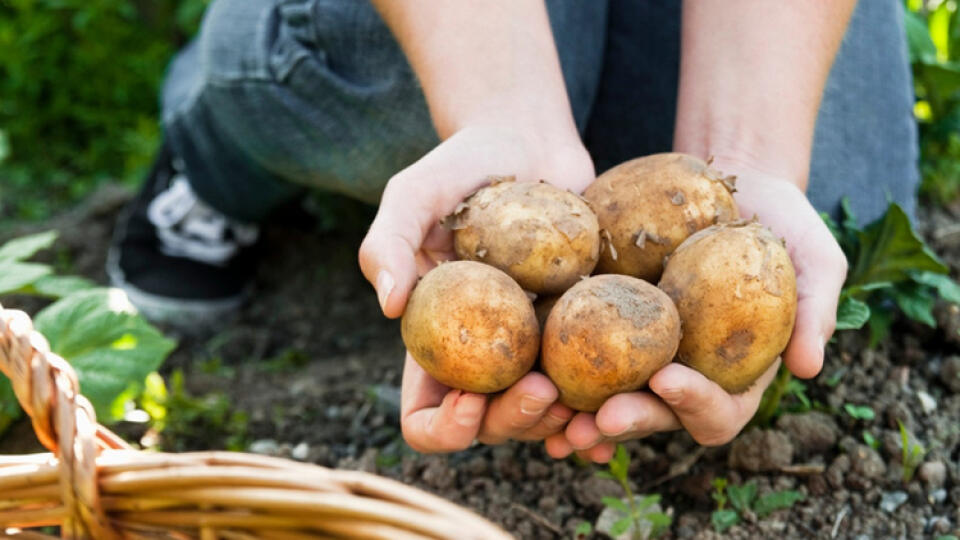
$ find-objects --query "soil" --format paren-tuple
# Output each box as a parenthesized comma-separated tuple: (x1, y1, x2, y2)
(2, 185, 959, 539)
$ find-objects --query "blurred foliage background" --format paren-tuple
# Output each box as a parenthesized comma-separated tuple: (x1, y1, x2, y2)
(0, 0, 958, 222)
(0, 0, 207, 221)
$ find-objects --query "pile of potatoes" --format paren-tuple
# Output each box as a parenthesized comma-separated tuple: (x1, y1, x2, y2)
(401, 153, 797, 412)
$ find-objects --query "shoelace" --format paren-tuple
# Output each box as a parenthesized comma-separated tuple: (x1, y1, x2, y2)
(147, 176, 259, 266)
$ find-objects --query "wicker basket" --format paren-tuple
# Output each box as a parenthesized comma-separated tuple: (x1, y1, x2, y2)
(0, 303, 512, 539)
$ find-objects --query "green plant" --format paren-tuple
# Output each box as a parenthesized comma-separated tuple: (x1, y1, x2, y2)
(0, 231, 175, 437)
(593, 445, 672, 539)
(898, 420, 927, 483)
(0, 0, 208, 221)
(903, 1, 960, 204)
(152, 369, 249, 452)
(862, 430, 881, 450)
(844, 404, 876, 421)
(710, 478, 805, 533)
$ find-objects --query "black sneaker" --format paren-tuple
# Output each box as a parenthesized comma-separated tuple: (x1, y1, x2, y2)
(107, 143, 260, 331)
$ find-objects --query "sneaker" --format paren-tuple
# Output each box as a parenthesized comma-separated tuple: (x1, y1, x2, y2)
(107, 143, 260, 331)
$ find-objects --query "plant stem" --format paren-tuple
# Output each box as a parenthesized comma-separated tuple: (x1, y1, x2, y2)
(752, 364, 792, 427)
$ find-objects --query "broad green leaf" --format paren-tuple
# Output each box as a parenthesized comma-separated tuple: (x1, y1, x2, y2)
(711, 509, 739, 533)
(911, 271, 960, 303)
(609, 517, 633, 537)
(0, 261, 52, 295)
(0, 375, 21, 438)
(602, 496, 629, 513)
(920, 62, 960, 101)
(28, 275, 96, 298)
(891, 283, 937, 327)
(905, 9, 939, 64)
(0, 230, 57, 262)
(754, 490, 805, 518)
(34, 288, 176, 421)
(836, 296, 871, 330)
(847, 204, 948, 291)
(573, 521, 592, 538)
(645, 512, 672, 530)
(0, 129, 9, 164)
(726, 482, 757, 513)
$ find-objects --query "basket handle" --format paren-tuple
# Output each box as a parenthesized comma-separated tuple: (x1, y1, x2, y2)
(0, 304, 126, 539)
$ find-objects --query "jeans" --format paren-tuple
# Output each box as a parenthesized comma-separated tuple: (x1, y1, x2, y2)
(163, 0, 919, 225)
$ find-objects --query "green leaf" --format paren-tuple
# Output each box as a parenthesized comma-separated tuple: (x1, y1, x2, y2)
(0, 129, 9, 165)
(594, 470, 616, 480)
(0, 230, 57, 262)
(929, 2, 952, 62)
(844, 404, 875, 421)
(28, 275, 96, 298)
(862, 430, 880, 450)
(905, 8, 939, 64)
(711, 509, 739, 533)
(602, 496, 630, 513)
(836, 296, 871, 330)
(34, 288, 176, 421)
(0, 261, 52, 295)
(610, 517, 633, 537)
(754, 490, 805, 518)
(920, 63, 960, 105)
(645, 512, 672, 529)
(867, 308, 895, 348)
(891, 283, 937, 327)
(726, 482, 757, 513)
(847, 203, 948, 292)
(911, 271, 960, 304)
(636, 494, 661, 511)
(609, 444, 629, 481)
(573, 521, 592, 538)
(0, 374, 22, 438)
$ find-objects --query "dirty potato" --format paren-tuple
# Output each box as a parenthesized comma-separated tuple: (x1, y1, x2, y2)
(401, 261, 540, 393)
(583, 153, 738, 282)
(658, 221, 797, 393)
(449, 178, 600, 294)
(541, 274, 682, 412)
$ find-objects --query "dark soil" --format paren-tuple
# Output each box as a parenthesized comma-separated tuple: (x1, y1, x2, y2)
(2, 186, 959, 539)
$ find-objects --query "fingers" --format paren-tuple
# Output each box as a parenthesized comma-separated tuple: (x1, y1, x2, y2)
(400, 355, 487, 452)
(543, 432, 616, 463)
(477, 372, 562, 444)
(518, 402, 574, 441)
(648, 361, 779, 446)
(784, 234, 847, 378)
(595, 392, 682, 440)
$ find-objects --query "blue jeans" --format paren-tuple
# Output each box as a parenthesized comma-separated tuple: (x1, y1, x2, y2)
(163, 0, 919, 225)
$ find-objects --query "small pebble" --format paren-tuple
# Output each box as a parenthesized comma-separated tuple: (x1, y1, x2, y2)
(929, 488, 948, 504)
(879, 491, 908, 513)
(918, 461, 948, 489)
(249, 439, 280, 455)
(917, 390, 937, 414)
(291, 441, 310, 461)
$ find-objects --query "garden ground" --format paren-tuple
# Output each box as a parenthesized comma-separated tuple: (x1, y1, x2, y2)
(1, 185, 959, 539)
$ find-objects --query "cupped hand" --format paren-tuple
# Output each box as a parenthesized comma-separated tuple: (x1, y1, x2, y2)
(545, 161, 848, 462)
(358, 125, 594, 453)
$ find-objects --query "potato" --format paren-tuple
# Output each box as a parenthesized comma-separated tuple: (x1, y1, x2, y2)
(448, 178, 600, 294)
(401, 261, 539, 393)
(658, 221, 797, 393)
(583, 153, 738, 282)
(541, 274, 681, 412)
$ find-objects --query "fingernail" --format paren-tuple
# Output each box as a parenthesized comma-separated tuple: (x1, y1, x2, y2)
(376, 270, 394, 312)
(605, 423, 633, 438)
(520, 395, 551, 415)
(454, 394, 484, 427)
(571, 435, 603, 451)
(657, 387, 684, 405)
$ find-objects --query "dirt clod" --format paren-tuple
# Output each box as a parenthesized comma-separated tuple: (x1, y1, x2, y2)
(728, 428, 794, 472)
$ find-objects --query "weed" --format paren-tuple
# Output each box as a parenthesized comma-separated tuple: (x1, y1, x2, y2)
(593, 445, 672, 539)
(711, 478, 804, 533)
(898, 420, 926, 483)
(844, 404, 876, 421)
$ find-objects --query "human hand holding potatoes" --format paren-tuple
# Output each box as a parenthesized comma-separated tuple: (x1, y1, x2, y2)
(358, 125, 595, 452)
(547, 161, 847, 462)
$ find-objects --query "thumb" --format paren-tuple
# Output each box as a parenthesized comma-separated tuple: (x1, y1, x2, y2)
(359, 177, 437, 318)
(782, 235, 847, 379)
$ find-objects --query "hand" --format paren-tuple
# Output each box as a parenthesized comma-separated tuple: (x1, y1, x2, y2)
(359, 125, 594, 452)
(544, 161, 847, 462)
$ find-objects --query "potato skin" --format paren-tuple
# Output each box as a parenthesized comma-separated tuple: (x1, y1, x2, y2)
(658, 221, 797, 393)
(583, 153, 738, 282)
(542, 274, 681, 412)
(401, 261, 539, 393)
(451, 179, 600, 294)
